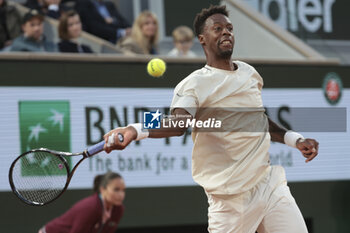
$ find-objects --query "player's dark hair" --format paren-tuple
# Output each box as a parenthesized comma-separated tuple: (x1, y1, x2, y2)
(193, 5, 229, 37)
(93, 172, 122, 193)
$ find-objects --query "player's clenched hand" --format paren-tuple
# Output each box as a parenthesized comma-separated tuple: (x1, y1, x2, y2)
(103, 126, 137, 153)
(296, 138, 319, 163)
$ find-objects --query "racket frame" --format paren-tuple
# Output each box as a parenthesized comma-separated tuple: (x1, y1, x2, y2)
(8, 148, 87, 206)
(9, 134, 122, 206)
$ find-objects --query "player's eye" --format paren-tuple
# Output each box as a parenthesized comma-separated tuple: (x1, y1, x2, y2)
(214, 26, 222, 31)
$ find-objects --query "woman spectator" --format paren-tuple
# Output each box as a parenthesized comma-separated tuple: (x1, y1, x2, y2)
(38, 172, 126, 233)
(118, 10, 159, 55)
(58, 10, 93, 53)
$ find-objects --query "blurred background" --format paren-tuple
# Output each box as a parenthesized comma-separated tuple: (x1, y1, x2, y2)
(0, 0, 349, 232)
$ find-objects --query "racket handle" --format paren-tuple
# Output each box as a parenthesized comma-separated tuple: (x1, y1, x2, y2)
(86, 133, 124, 156)
(86, 141, 105, 156)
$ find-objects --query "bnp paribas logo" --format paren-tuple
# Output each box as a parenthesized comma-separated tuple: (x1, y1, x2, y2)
(18, 101, 71, 176)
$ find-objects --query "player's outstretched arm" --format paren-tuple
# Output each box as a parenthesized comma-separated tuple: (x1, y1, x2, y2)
(267, 117, 286, 143)
(268, 117, 319, 163)
(103, 108, 192, 153)
(148, 108, 192, 138)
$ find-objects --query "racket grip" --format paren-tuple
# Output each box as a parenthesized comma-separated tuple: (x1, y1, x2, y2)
(86, 133, 124, 157)
(86, 141, 105, 156)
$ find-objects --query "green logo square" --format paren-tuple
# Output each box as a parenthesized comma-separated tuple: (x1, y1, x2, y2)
(18, 101, 71, 176)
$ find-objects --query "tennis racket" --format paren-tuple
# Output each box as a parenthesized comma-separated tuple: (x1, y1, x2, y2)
(8, 133, 123, 206)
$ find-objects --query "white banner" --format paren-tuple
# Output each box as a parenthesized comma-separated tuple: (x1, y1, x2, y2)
(0, 87, 349, 191)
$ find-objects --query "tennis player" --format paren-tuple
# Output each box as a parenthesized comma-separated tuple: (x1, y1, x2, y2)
(104, 5, 319, 233)
(38, 172, 125, 233)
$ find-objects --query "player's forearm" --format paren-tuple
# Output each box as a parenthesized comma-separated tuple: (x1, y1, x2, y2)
(148, 126, 186, 138)
(268, 117, 286, 143)
(147, 116, 191, 138)
(146, 108, 192, 138)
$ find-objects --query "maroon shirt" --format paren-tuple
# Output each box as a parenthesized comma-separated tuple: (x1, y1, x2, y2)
(45, 193, 124, 233)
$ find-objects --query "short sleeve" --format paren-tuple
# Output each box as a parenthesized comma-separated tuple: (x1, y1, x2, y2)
(170, 79, 198, 117)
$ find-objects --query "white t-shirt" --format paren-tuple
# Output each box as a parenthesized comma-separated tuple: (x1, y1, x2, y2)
(170, 61, 271, 194)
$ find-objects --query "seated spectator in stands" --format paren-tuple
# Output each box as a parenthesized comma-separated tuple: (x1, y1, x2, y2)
(117, 11, 158, 55)
(10, 9, 58, 52)
(24, 0, 62, 19)
(58, 10, 93, 53)
(168, 25, 196, 58)
(75, 0, 131, 44)
(0, 0, 22, 50)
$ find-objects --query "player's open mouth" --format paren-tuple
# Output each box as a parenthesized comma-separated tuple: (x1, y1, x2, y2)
(220, 39, 232, 47)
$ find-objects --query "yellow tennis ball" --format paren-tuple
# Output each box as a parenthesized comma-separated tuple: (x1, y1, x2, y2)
(147, 58, 166, 77)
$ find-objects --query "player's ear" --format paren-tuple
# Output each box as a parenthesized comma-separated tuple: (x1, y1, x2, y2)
(198, 34, 205, 45)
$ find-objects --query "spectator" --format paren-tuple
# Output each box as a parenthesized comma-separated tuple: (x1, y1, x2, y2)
(58, 10, 93, 53)
(10, 9, 58, 52)
(24, 0, 62, 19)
(75, 0, 131, 43)
(168, 25, 196, 58)
(0, 0, 22, 50)
(117, 10, 158, 55)
(38, 172, 126, 233)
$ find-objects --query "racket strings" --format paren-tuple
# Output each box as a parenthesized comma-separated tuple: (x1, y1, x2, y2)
(11, 151, 68, 205)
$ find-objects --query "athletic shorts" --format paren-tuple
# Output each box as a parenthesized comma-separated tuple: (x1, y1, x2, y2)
(206, 165, 308, 233)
